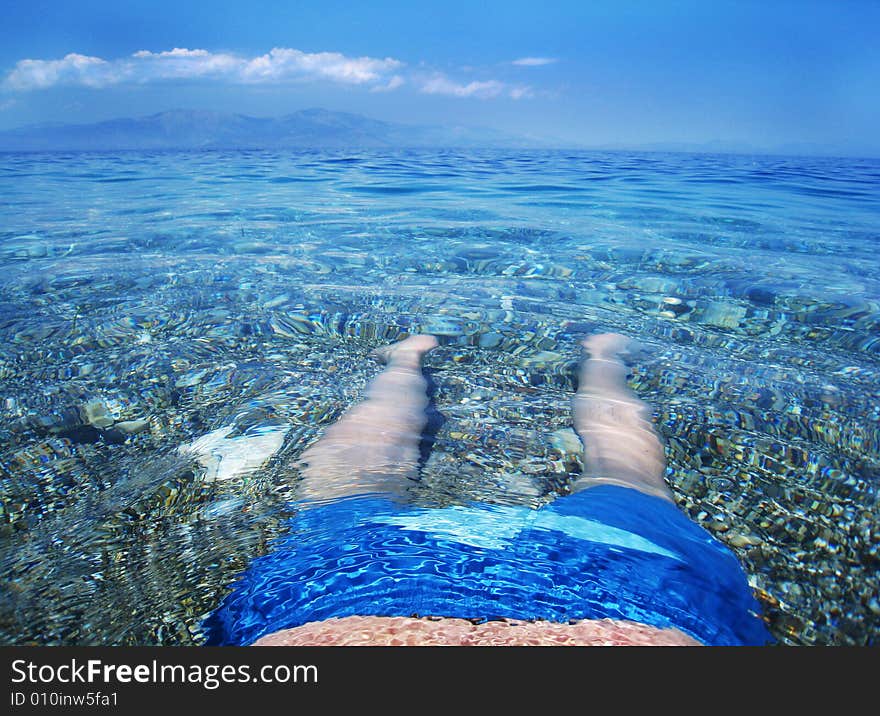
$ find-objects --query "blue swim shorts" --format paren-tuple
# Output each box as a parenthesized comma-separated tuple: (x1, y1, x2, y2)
(203, 485, 771, 646)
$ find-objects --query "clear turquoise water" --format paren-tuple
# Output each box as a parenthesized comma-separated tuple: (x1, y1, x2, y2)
(0, 149, 878, 645)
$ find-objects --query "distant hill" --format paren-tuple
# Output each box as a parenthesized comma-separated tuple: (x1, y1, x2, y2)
(0, 108, 549, 151)
(598, 139, 761, 155)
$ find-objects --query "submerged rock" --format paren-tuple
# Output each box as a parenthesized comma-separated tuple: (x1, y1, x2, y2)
(115, 419, 150, 435)
(81, 399, 115, 429)
(701, 301, 748, 329)
(180, 424, 290, 482)
(549, 428, 584, 457)
(454, 244, 501, 261)
(478, 332, 503, 349)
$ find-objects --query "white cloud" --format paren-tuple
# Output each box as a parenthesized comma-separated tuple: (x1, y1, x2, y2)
(128, 48, 242, 82)
(370, 75, 406, 93)
(2, 48, 537, 102)
(133, 48, 212, 59)
(508, 86, 534, 100)
(2, 47, 404, 91)
(420, 75, 505, 98)
(240, 48, 402, 84)
(418, 74, 532, 100)
(4, 53, 119, 90)
(511, 57, 557, 67)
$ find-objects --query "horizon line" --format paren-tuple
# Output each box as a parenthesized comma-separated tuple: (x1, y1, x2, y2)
(0, 107, 876, 160)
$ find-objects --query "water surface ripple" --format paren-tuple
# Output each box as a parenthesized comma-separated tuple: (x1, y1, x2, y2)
(1, 149, 878, 645)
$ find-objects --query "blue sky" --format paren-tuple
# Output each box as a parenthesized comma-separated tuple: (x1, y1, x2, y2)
(1, 0, 878, 154)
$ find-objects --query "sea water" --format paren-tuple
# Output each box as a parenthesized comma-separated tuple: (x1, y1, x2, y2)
(0, 148, 877, 645)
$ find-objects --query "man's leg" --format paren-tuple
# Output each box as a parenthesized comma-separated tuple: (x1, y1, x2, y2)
(571, 333, 673, 501)
(295, 334, 438, 502)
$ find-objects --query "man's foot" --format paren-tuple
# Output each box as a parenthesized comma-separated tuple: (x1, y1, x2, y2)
(370, 334, 439, 368)
(581, 332, 636, 362)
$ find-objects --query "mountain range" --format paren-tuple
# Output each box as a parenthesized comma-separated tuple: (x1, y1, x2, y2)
(0, 109, 860, 157)
(0, 108, 549, 152)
